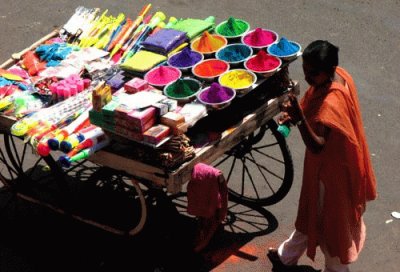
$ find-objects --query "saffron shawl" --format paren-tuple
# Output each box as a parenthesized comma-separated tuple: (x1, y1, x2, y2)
(294, 67, 377, 264)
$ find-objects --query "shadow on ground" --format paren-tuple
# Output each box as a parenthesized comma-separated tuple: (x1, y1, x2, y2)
(0, 165, 279, 272)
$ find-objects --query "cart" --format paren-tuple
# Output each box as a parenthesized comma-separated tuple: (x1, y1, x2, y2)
(0, 29, 299, 237)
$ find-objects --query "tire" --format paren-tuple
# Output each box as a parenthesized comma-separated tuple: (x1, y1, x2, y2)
(213, 119, 294, 206)
(0, 131, 47, 187)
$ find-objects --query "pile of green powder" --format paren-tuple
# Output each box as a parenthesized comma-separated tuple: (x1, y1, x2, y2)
(217, 17, 249, 37)
(165, 78, 200, 98)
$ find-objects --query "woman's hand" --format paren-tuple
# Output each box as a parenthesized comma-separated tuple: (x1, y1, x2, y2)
(280, 93, 305, 125)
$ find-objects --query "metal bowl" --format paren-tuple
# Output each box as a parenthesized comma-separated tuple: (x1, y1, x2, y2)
(241, 28, 279, 52)
(216, 43, 253, 68)
(190, 34, 228, 58)
(267, 40, 302, 61)
(167, 50, 204, 73)
(218, 69, 257, 94)
(144, 66, 182, 89)
(197, 85, 236, 110)
(244, 54, 282, 78)
(215, 19, 251, 41)
(192, 59, 230, 83)
(163, 77, 202, 104)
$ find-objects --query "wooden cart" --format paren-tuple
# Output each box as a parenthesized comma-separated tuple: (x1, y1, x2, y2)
(0, 30, 299, 237)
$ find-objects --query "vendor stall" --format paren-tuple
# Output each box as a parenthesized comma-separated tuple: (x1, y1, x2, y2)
(0, 4, 301, 238)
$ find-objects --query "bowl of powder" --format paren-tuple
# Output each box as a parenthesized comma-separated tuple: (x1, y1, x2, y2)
(191, 31, 228, 58)
(267, 37, 302, 61)
(241, 28, 279, 51)
(216, 43, 253, 67)
(197, 82, 236, 110)
(192, 59, 230, 83)
(218, 69, 257, 94)
(144, 65, 182, 89)
(164, 78, 202, 104)
(215, 17, 250, 41)
(167, 48, 204, 73)
(244, 50, 282, 78)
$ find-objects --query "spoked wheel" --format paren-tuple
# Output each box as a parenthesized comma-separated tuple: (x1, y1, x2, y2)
(0, 130, 50, 187)
(82, 167, 148, 236)
(0, 140, 18, 188)
(213, 119, 293, 206)
(171, 192, 278, 237)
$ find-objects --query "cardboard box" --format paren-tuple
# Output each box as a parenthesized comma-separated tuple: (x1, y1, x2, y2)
(143, 124, 170, 145)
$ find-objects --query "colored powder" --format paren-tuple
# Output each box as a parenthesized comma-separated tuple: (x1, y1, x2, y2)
(168, 47, 203, 68)
(268, 37, 299, 56)
(193, 31, 226, 53)
(193, 59, 229, 77)
(243, 28, 277, 47)
(246, 50, 281, 72)
(121, 50, 167, 72)
(217, 17, 249, 37)
(169, 17, 215, 40)
(217, 44, 252, 63)
(199, 83, 234, 103)
(219, 70, 255, 89)
(145, 66, 181, 86)
(165, 78, 200, 98)
(141, 28, 188, 55)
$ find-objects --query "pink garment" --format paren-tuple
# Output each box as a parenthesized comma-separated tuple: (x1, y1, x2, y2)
(187, 163, 228, 221)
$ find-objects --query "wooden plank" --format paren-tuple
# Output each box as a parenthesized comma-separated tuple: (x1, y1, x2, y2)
(89, 151, 168, 188)
(0, 115, 16, 131)
(0, 28, 60, 69)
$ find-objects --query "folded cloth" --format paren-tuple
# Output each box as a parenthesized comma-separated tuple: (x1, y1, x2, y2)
(141, 29, 188, 55)
(120, 50, 166, 72)
(169, 17, 215, 40)
(187, 163, 228, 221)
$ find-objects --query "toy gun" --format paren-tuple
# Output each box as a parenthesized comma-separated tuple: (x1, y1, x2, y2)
(79, 9, 109, 47)
(117, 14, 152, 63)
(59, 137, 110, 168)
(121, 11, 166, 62)
(47, 107, 92, 151)
(59, 125, 102, 153)
(94, 13, 126, 50)
(65, 130, 108, 158)
(110, 3, 152, 61)
(31, 108, 87, 155)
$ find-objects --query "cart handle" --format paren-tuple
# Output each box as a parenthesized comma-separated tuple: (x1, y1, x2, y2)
(0, 28, 60, 69)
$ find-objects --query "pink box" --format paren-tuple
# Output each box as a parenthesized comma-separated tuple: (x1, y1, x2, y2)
(114, 104, 133, 119)
(126, 107, 156, 126)
(116, 116, 156, 133)
(124, 77, 149, 94)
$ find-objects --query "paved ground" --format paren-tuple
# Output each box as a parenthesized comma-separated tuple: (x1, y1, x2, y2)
(0, 0, 399, 271)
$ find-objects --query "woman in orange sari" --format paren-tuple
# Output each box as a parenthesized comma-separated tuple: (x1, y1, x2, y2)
(267, 40, 377, 272)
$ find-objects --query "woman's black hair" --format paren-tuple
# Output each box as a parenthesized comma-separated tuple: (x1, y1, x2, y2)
(302, 40, 339, 76)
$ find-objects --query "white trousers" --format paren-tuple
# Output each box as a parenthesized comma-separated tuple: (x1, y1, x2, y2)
(277, 230, 350, 272)
(277, 181, 350, 272)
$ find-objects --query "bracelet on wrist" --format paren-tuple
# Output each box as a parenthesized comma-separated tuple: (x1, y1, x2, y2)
(296, 118, 305, 126)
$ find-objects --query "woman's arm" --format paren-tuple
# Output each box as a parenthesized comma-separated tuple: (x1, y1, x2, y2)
(297, 119, 329, 153)
(284, 94, 330, 153)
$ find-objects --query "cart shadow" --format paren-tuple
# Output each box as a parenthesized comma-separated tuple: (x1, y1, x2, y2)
(0, 165, 298, 272)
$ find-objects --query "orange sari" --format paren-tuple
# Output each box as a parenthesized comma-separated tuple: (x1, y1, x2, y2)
(294, 67, 377, 264)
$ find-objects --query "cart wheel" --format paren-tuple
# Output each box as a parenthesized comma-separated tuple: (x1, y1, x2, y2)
(0, 131, 49, 187)
(171, 192, 278, 237)
(83, 167, 148, 236)
(213, 119, 293, 206)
